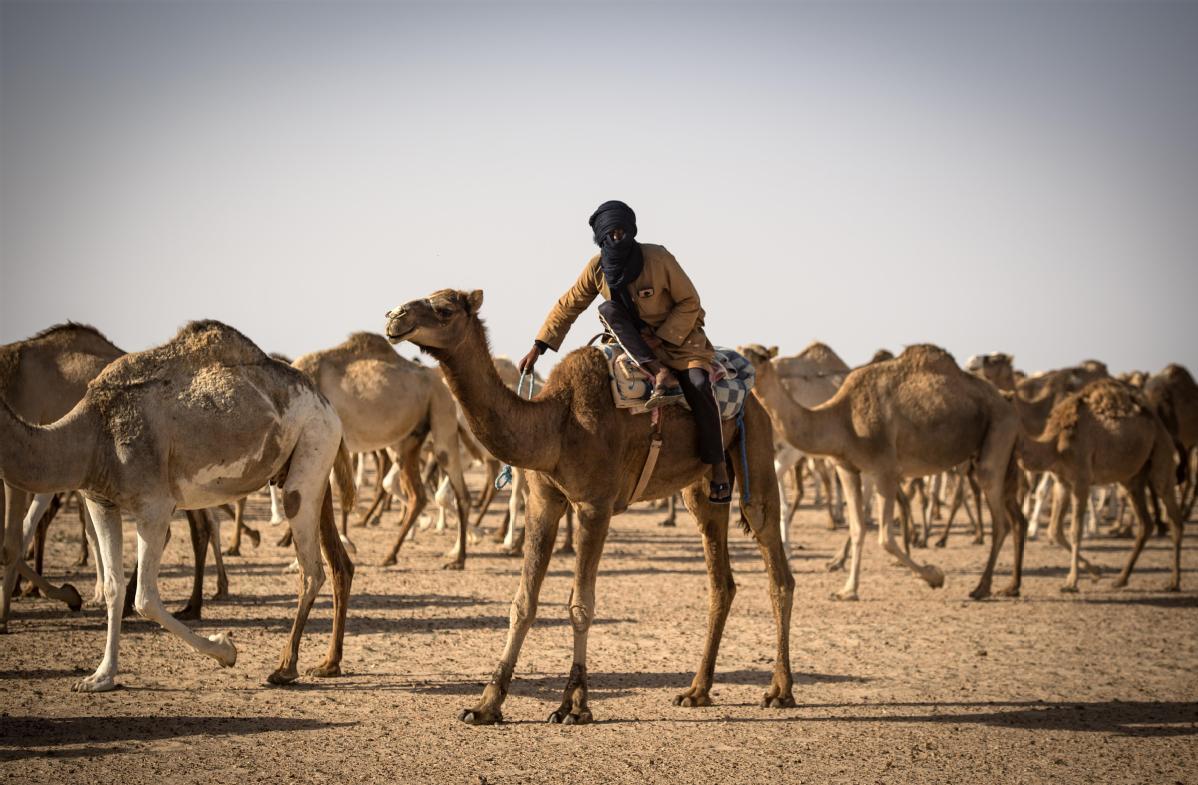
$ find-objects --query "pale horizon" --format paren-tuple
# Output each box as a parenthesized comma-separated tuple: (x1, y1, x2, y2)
(2, 1, 1196, 376)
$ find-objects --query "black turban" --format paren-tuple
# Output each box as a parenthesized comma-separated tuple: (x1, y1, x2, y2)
(589, 200, 645, 326)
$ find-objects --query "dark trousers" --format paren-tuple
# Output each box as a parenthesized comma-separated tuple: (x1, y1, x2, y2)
(598, 300, 725, 466)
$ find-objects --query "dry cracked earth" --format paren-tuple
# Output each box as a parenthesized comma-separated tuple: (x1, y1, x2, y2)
(2, 478, 1196, 785)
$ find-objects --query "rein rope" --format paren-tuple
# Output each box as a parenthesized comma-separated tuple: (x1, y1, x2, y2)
(494, 370, 535, 491)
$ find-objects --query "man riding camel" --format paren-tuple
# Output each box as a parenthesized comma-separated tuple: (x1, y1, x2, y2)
(518, 200, 732, 503)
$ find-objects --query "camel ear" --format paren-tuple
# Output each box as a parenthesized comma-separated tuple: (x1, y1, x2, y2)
(768, 345, 779, 358)
(465, 289, 484, 315)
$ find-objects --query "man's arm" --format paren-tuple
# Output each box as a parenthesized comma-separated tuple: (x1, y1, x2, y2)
(535, 258, 600, 352)
(656, 254, 702, 346)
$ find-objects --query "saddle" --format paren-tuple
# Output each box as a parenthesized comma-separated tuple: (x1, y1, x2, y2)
(598, 341, 755, 420)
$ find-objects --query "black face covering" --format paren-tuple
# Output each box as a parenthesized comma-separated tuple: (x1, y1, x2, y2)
(589, 200, 645, 327)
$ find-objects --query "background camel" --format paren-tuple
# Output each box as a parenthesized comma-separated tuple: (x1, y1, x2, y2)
(1145, 364, 1198, 522)
(293, 332, 472, 568)
(1020, 378, 1186, 592)
(385, 289, 796, 725)
(0, 320, 354, 691)
(741, 343, 1029, 601)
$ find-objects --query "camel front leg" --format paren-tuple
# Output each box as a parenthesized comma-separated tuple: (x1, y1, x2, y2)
(1028, 472, 1053, 539)
(875, 477, 944, 590)
(547, 502, 612, 724)
(1, 484, 81, 633)
(72, 498, 126, 692)
(269, 473, 328, 685)
(174, 510, 210, 621)
(382, 436, 426, 567)
(672, 484, 734, 709)
(1061, 487, 1089, 592)
(831, 466, 865, 599)
(460, 481, 566, 725)
(502, 468, 524, 551)
(130, 508, 237, 673)
(207, 510, 228, 599)
(439, 445, 473, 570)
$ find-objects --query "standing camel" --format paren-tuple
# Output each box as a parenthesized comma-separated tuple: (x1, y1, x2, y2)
(1019, 378, 1185, 592)
(385, 289, 795, 724)
(1144, 364, 1198, 522)
(741, 344, 1029, 601)
(0, 320, 354, 691)
(292, 332, 472, 568)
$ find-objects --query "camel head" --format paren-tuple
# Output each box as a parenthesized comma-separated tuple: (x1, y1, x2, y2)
(965, 352, 1016, 392)
(384, 289, 484, 351)
(738, 344, 779, 371)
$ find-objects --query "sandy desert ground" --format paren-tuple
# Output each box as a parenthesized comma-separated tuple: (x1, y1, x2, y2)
(1, 477, 1196, 785)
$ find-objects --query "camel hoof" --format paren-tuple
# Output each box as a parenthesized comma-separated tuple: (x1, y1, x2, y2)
(554, 544, 575, 556)
(222, 547, 241, 557)
(672, 691, 713, 708)
(173, 604, 201, 621)
(210, 588, 229, 602)
(761, 693, 796, 709)
(657, 520, 676, 528)
(459, 708, 502, 725)
(381, 555, 398, 567)
(442, 560, 465, 571)
(72, 675, 116, 693)
(306, 663, 342, 678)
(62, 583, 83, 612)
(830, 590, 858, 602)
(340, 537, 357, 557)
(934, 540, 947, 549)
(18, 583, 39, 599)
(266, 669, 299, 686)
(1059, 583, 1079, 594)
(547, 708, 593, 724)
(995, 584, 1020, 598)
(1111, 578, 1128, 590)
(1165, 582, 1180, 593)
(247, 528, 261, 548)
(269, 516, 286, 526)
(968, 586, 992, 601)
(922, 565, 945, 589)
(824, 560, 844, 573)
(209, 633, 237, 667)
(501, 545, 522, 557)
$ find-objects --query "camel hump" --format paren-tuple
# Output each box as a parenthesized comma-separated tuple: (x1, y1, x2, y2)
(340, 331, 401, 360)
(1161, 363, 1196, 388)
(897, 344, 958, 372)
(1046, 379, 1146, 447)
(92, 319, 267, 391)
(796, 341, 851, 371)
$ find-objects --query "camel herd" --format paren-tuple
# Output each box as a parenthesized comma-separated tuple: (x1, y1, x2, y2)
(1, 288, 1193, 725)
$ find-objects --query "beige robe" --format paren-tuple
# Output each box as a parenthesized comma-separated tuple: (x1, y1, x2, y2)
(535, 243, 715, 371)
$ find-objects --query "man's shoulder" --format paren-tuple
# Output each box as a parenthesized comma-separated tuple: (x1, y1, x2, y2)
(639, 243, 677, 266)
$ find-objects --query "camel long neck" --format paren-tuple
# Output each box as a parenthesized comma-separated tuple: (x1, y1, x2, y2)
(753, 363, 845, 458)
(1017, 431, 1059, 474)
(434, 321, 562, 472)
(0, 398, 98, 494)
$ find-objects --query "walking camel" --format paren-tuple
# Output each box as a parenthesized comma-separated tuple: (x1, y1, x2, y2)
(1019, 378, 1185, 592)
(385, 289, 795, 725)
(292, 332, 472, 568)
(740, 344, 1029, 601)
(0, 320, 354, 691)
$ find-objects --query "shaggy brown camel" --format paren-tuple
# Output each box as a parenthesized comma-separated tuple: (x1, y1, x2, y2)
(741, 344, 1029, 601)
(293, 332, 471, 568)
(385, 290, 795, 725)
(0, 321, 354, 691)
(1019, 379, 1185, 592)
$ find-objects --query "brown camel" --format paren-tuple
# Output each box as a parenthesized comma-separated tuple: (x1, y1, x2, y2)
(0, 320, 354, 691)
(741, 344, 1029, 601)
(1144, 364, 1198, 520)
(385, 289, 795, 725)
(1019, 378, 1185, 592)
(293, 332, 471, 568)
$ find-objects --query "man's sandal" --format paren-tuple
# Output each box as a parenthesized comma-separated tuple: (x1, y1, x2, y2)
(709, 482, 733, 505)
(645, 385, 684, 411)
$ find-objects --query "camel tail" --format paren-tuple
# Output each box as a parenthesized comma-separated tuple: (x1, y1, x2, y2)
(333, 438, 356, 511)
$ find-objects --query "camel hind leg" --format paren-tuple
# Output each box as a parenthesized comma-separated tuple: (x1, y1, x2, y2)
(873, 476, 944, 590)
(71, 497, 127, 692)
(308, 485, 354, 677)
(382, 435, 427, 567)
(460, 477, 567, 725)
(1, 484, 81, 633)
(728, 417, 795, 708)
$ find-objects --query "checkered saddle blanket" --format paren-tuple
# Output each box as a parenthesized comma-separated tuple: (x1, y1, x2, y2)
(598, 342, 755, 420)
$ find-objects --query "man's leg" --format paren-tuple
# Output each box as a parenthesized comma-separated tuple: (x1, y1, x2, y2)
(677, 368, 731, 500)
(597, 301, 680, 404)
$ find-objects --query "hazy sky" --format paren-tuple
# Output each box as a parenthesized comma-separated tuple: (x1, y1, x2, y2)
(2, 0, 1196, 375)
